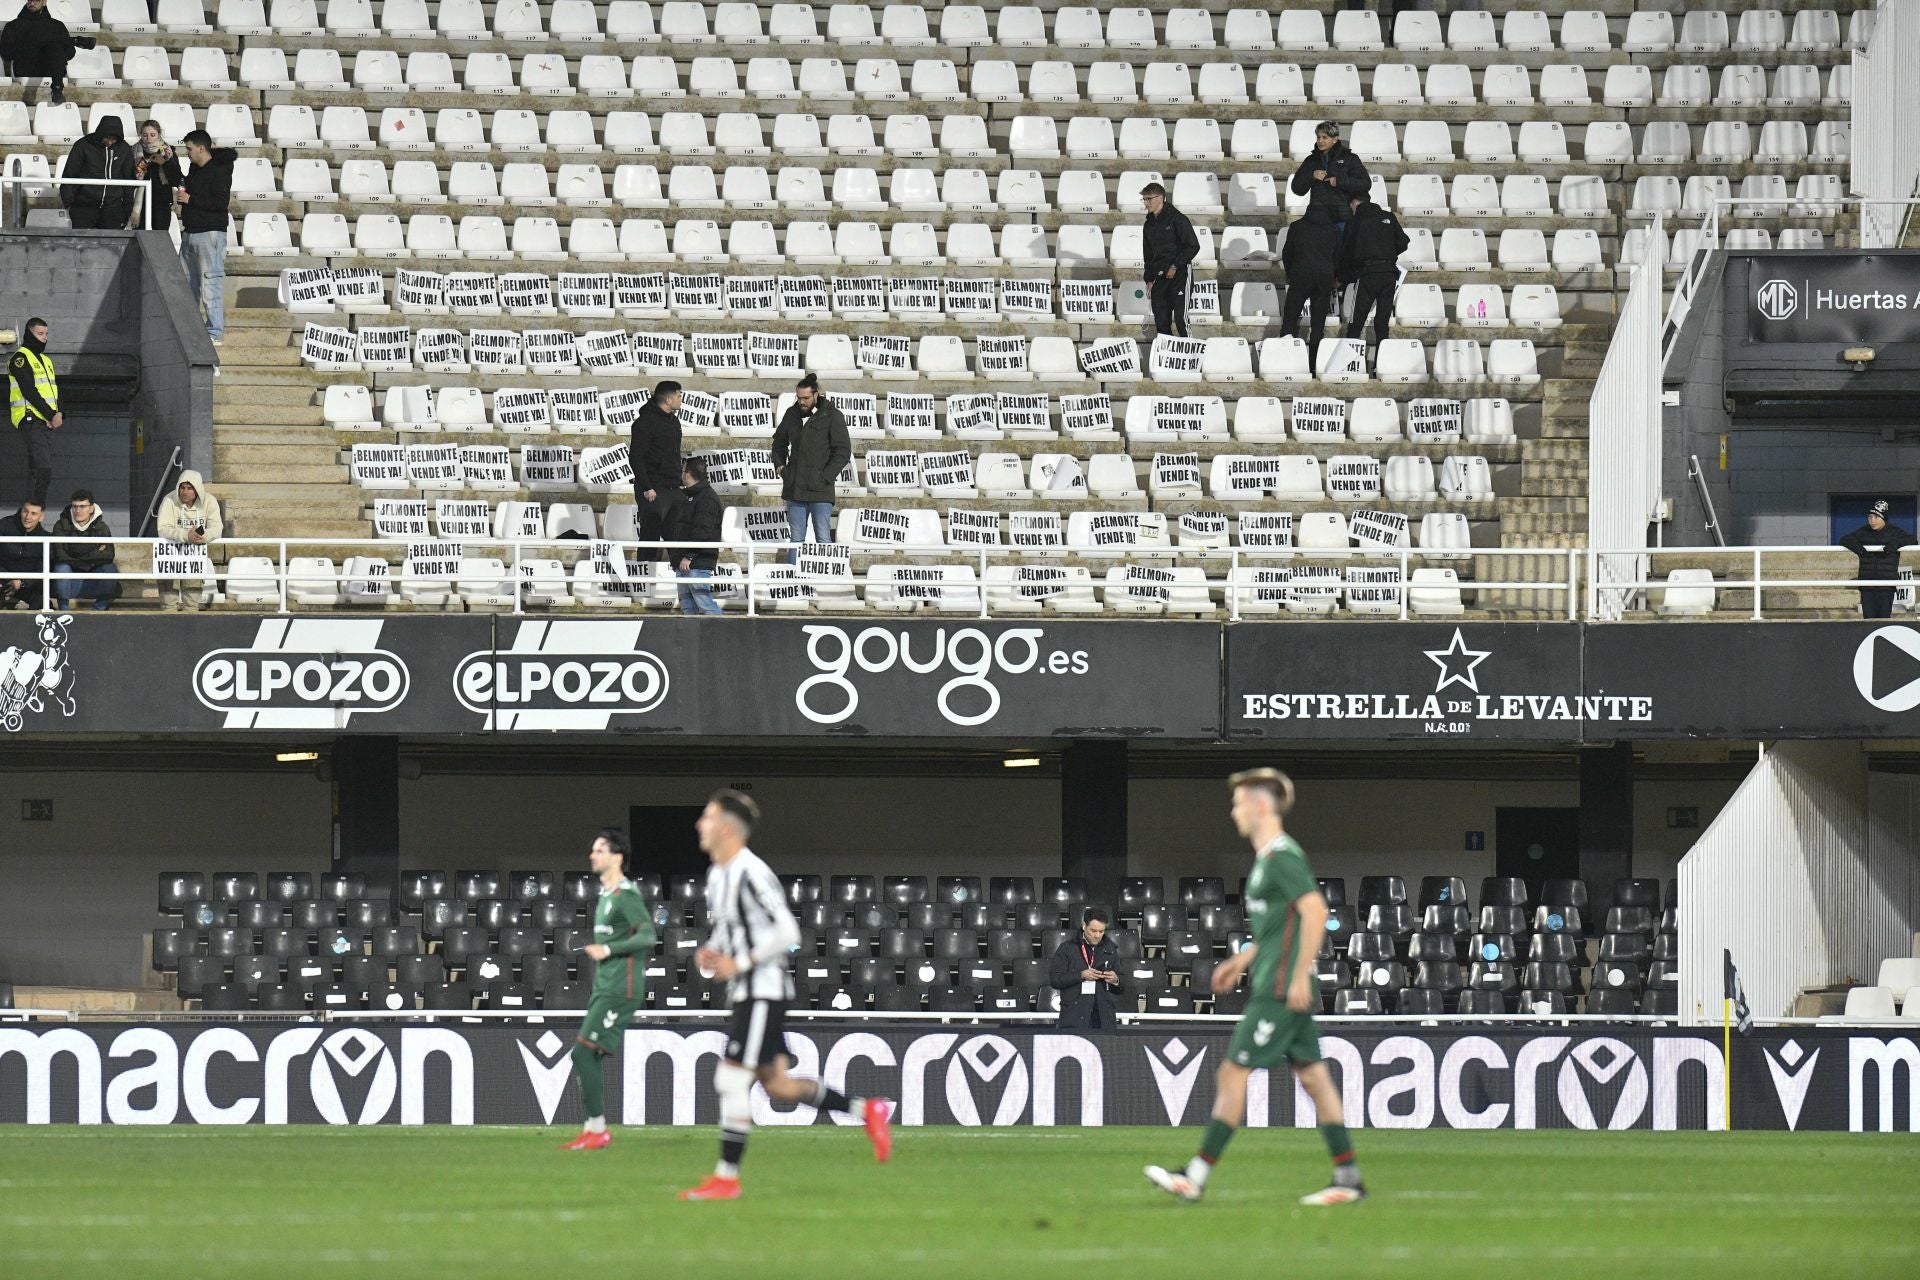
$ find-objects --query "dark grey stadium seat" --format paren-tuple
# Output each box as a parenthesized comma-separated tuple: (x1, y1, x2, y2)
(1457, 990, 1506, 1015)
(421, 899, 467, 939)
(1468, 933, 1517, 964)
(660, 926, 703, 959)
(319, 927, 363, 961)
(562, 872, 598, 907)
(799, 901, 840, 932)
(1036, 986, 1063, 1016)
(1422, 903, 1472, 937)
(1009, 903, 1053, 932)
(1195, 904, 1243, 935)
(1468, 960, 1519, 993)
(175, 954, 222, 998)
(1108, 928, 1143, 961)
(781, 874, 823, 905)
(957, 961, 1000, 990)
(1396, 988, 1446, 1015)
(1359, 876, 1407, 909)
(1346, 931, 1395, 963)
(400, 870, 446, 910)
(961, 903, 1003, 931)
(1641, 989, 1679, 1016)
(234, 956, 281, 990)
(1355, 960, 1408, 998)
(1591, 958, 1643, 992)
(1316, 877, 1347, 907)
(1587, 989, 1638, 1016)
(1212, 989, 1248, 1016)
(440, 926, 488, 967)
(872, 983, 920, 1013)
(344, 898, 392, 930)
(1529, 932, 1580, 965)
(422, 982, 472, 1011)
(652, 983, 699, 1010)
(990, 877, 1035, 904)
(287, 956, 332, 989)
(255, 983, 305, 1011)
(1008, 958, 1049, 990)
(1613, 878, 1661, 910)
(854, 903, 898, 932)
(1519, 991, 1571, 1014)
(266, 872, 312, 904)
(1119, 877, 1165, 911)
(317, 872, 366, 905)
(338, 955, 385, 989)
(1336, 989, 1384, 1015)
(1364, 903, 1417, 939)
(1316, 958, 1352, 992)
(932, 929, 978, 961)
(848, 956, 894, 988)
(238, 901, 285, 930)
(472, 899, 521, 932)
(395, 954, 445, 987)
(1541, 878, 1590, 911)
(199, 983, 248, 1011)
(499, 926, 545, 960)
(1040, 927, 1073, 957)
(906, 902, 954, 931)
(927, 986, 977, 1013)
(988, 929, 1033, 962)
(509, 871, 556, 904)
(313, 984, 363, 1011)
(983, 987, 1030, 1012)
(790, 926, 820, 959)
(372, 924, 419, 957)
(542, 981, 589, 1010)
(527, 901, 577, 932)
(292, 900, 339, 930)
(457, 870, 502, 902)
(212, 872, 260, 903)
(1324, 904, 1359, 939)
(1165, 929, 1211, 961)
(482, 982, 534, 1010)
(151, 928, 193, 973)
(1597, 933, 1651, 966)
(831, 875, 877, 904)
(1415, 960, 1464, 994)
(1604, 906, 1656, 938)
(1533, 904, 1583, 936)
(796, 956, 835, 987)
(181, 899, 226, 932)
(1418, 876, 1468, 912)
(1523, 961, 1574, 993)
(1652, 934, 1679, 962)
(367, 983, 418, 1012)
(879, 927, 925, 961)
(1480, 877, 1529, 909)
(1124, 959, 1168, 989)
(883, 875, 929, 906)
(936, 876, 982, 905)
(829, 927, 874, 960)
(208, 927, 255, 961)
(1148, 987, 1194, 1013)
(1479, 904, 1529, 936)
(1178, 877, 1225, 907)
(1137, 904, 1177, 945)
(1044, 877, 1090, 905)
(159, 872, 205, 914)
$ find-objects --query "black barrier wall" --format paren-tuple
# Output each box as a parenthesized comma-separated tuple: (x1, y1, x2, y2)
(2, 1023, 1913, 1131)
(12, 615, 1920, 741)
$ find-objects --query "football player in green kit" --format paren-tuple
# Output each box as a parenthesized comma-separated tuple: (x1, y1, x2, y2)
(560, 828, 657, 1151)
(1145, 769, 1366, 1205)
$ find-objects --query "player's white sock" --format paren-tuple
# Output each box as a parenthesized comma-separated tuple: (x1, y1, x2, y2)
(715, 1160, 740, 1179)
(584, 1115, 606, 1134)
(1184, 1157, 1212, 1189)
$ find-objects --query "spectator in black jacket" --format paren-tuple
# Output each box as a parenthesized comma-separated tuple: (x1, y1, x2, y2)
(669, 457, 724, 615)
(629, 380, 685, 561)
(134, 120, 184, 232)
(1281, 206, 1341, 376)
(0, 498, 51, 611)
(1840, 500, 1917, 619)
(1291, 121, 1372, 220)
(51, 488, 116, 610)
(1049, 907, 1127, 1029)
(0, 0, 95, 104)
(1338, 195, 1411, 352)
(175, 129, 234, 346)
(1140, 182, 1201, 337)
(60, 115, 136, 229)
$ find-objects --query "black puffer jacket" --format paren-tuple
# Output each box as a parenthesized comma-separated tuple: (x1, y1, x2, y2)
(1290, 141, 1372, 214)
(178, 147, 235, 234)
(1841, 522, 1918, 581)
(1142, 202, 1200, 282)
(61, 118, 136, 220)
(0, 4, 81, 77)
(628, 399, 683, 495)
(1281, 207, 1340, 286)
(1337, 200, 1411, 281)
(668, 480, 723, 571)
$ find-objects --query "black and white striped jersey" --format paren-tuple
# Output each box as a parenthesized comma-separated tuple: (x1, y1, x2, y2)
(703, 847, 800, 1003)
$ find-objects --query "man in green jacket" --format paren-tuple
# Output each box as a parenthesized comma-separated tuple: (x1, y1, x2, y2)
(769, 372, 851, 563)
(561, 828, 657, 1151)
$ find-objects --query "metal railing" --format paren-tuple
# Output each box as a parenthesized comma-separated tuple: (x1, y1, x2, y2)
(1588, 214, 1663, 620)
(0, 535, 1582, 620)
(1686, 454, 1726, 549)
(0, 173, 153, 231)
(1585, 544, 1916, 621)
(1855, 0, 1920, 249)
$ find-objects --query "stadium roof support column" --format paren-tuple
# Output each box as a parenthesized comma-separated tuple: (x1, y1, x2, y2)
(1061, 742, 1127, 911)
(1579, 743, 1634, 905)
(332, 735, 400, 893)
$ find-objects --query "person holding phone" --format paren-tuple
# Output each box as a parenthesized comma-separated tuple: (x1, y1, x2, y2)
(1049, 906, 1126, 1029)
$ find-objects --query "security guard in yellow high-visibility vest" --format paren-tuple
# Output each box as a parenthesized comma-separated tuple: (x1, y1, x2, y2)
(8, 317, 61, 507)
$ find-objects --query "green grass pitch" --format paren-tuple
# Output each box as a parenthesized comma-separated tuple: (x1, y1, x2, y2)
(3, 1128, 1916, 1278)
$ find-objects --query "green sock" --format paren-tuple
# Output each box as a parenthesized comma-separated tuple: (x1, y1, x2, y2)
(573, 1043, 604, 1120)
(1200, 1118, 1236, 1161)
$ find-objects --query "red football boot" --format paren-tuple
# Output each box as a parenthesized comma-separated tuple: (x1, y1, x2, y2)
(560, 1130, 611, 1151)
(677, 1175, 742, 1201)
(863, 1097, 893, 1164)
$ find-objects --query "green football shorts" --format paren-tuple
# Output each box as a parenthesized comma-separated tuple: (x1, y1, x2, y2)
(1225, 996, 1323, 1071)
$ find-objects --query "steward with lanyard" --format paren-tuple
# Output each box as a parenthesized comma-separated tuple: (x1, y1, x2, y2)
(1048, 905, 1127, 1029)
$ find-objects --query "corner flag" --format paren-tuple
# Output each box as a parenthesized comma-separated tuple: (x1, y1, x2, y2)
(1722, 949, 1753, 1033)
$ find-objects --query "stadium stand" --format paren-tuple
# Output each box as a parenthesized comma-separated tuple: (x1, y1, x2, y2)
(5, 0, 1871, 616)
(152, 867, 1682, 1015)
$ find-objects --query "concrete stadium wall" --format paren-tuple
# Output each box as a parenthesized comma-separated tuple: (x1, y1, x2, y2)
(0, 766, 1734, 991)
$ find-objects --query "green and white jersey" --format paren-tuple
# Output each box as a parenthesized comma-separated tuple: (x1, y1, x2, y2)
(1243, 835, 1321, 1000)
(589, 878, 656, 1002)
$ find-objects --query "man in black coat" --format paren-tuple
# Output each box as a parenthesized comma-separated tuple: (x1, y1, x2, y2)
(60, 115, 136, 229)
(0, 498, 51, 611)
(668, 457, 724, 615)
(628, 380, 685, 561)
(0, 0, 95, 104)
(1290, 121, 1372, 220)
(1281, 205, 1341, 376)
(1140, 182, 1201, 338)
(1338, 194, 1411, 352)
(1840, 500, 1918, 619)
(176, 130, 235, 345)
(1048, 907, 1128, 1030)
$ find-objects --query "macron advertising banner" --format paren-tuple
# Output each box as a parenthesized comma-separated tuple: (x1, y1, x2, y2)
(12, 614, 1920, 742)
(1, 1022, 1914, 1132)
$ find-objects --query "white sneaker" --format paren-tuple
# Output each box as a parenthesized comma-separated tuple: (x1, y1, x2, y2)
(1144, 1164, 1202, 1203)
(1299, 1184, 1366, 1207)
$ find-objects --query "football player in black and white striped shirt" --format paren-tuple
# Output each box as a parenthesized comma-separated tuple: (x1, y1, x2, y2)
(678, 790, 893, 1201)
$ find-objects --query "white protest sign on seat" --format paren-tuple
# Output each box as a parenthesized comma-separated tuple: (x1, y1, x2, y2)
(832, 275, 887, 315)
(435, 498, 493, 541)
(447, 273, 502, 313)
(998, 393, 1052, 437)
(1407, 398, 1465, 443)
(502, 501, 544, 541)
(1060, 280, 1114, 322)
(1243, 567, 1293, 609)
(579, 444, 634, 490)
(632, 331, 689, 373)
(1345, 565, 1405, 613)
(944, 393, 998, 438)
(671, 272, 726, 313)
(373, 498, 430, 538)
(1326, 456, 1384, 501)
(700, 447, 765, 491)
(1322, 337, 1368, 378)
(1152, 452, 1203, 495)
(467, 328, 524, 370)
(279, 267, 337, 312)
(1236, 511, 1295, 553)
(1214, 455, 1289, 498)
(1290, 396, 1347, 441)
(588, 540, 642, 595)
(795, 541, 852, 581)
(493, 388, 551, 432)
(403, 540, 463, 581)
(301, 323, 359, 367)
(726, 275, 779, 317)
(853, 508, 914, 545)
(719, 391, 775, 436)
(1009, 511, 1063, 550)
(395, 269, 447, 313)
(947, 509, 1001, 547)
(922, 450, 975, 495)
(999, 277, 1053, 317)
(977, 334, 1030, 378)
(549, 386, 602, 433)
(778, 275, 829, 317)
(1153, 396, 1218, 437)
(1188, 279, 1220, 321)
(597, 387, 650, 430)
(943, 277, 997, 320)
(888, 393, 940, 437)
(524, 329, 579, 374)
(558, 272, 615, 315)
(1037, 455, 1086, 494)
(1350, 509, 1411, 553)
(351, 443, 408, 489)
(1289, 565, 1343, 608)
(888, 277, 942, 317)
(1148, 335, 1207, 380)
(344, 558, 391, 599)
(678, 389, 719, 433)
(693, 332, 749, 375)
(864, 451, 922, 493)
(356, 325, 413, 370)
(1061, 393, 1116, 438)
(499, 273, 556, 314)
(837, 392, 879, 436)
(459, 446, 513, 490)
(857, 334, 913, 374)
(405, 442, 463, 490)
(415, 328, 469, 371)
(1115, 563, 1174, 604)
(1079, 337, 1139, 378)
(1010, 565, 1068, 600)
(518, 446, 576, 491)
(735, 506, 791, 544)
(578, 329, 638, 374)
(332, 268, 386, 311)
(747, 331, 802, 375)
(615, 272, 669, 316)
(1178, 511, 1228, 543)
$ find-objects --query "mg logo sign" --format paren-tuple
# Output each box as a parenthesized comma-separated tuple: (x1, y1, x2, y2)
(1757, 278, 1799, 322)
